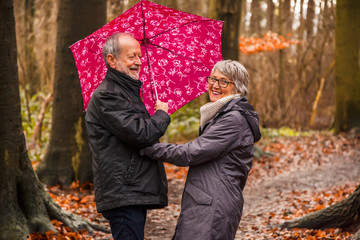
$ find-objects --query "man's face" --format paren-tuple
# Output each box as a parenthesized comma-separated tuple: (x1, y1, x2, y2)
(111, 36, 142, 80)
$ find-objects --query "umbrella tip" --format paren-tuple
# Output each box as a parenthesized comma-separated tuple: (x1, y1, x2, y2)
(141, 38, 151, 46)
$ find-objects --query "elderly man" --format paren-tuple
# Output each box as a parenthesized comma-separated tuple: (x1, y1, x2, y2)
(85, 32, 170, 240)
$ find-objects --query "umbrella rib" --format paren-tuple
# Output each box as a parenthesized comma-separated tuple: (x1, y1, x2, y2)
(141, 0, 158, 100)
(147, 20, 213, 41)
(147, 42, 210, 70)
(142, 19, 216, 69)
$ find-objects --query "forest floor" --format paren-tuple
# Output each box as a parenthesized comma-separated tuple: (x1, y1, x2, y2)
(29, 130, 360, 240)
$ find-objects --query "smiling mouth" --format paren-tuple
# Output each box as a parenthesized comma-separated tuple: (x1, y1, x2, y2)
(212, 91, 221, 95)
(130, 67, 140, 71)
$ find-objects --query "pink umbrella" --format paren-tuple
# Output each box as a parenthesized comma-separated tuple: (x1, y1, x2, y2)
(70, 0, 223, 115)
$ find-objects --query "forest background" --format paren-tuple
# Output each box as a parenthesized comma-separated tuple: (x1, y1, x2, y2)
(1, 0, 360, 239)
(16, 0, 342, 162)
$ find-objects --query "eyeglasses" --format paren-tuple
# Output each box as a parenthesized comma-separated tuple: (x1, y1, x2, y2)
(206, 76, 234, 88)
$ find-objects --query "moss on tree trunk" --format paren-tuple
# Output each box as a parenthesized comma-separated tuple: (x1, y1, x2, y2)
(0, 1, 109, 238)
(1, 138, 109, 239)
(334, 0, 360, 132)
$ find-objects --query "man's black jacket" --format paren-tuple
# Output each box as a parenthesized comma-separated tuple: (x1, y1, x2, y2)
(85, 67, 171, 212)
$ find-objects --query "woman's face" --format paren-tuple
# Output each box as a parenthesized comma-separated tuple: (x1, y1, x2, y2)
(208, 70, 235, 102)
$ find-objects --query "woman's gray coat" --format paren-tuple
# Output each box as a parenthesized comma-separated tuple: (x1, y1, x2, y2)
(143, 97, 261, 240)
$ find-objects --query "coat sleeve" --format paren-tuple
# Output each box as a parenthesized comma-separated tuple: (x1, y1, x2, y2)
(96, 91, 171, 149)
(143, 111, 252, 167)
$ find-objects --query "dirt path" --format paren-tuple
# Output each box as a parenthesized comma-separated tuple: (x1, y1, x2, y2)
(145, 178, 184, 240)
(237, 152, 360, 239)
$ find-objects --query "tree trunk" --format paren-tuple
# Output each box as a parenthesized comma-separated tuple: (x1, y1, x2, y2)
(36, 0, 106, 186)
(249, 0, 261, 36)
(318, 0, 328, 32)
(177, 0, 205, 16)
(309, 60, 335, 128)
(283, 0, 292, 34)
(306, 0, 315, 37)
(0, 1, 108, 238)
(214, 0, 242, 60)
(281, 184, 360, 233)
(266, 0, 275, 31)
(297, 0, 305, 38)
(14, 0, 41, 96)
(153, 0, 178, 10)
(0, 1, 29, 238)
(333, 0, 360, 132)
(352, 229, 360, 240)
(28, 93, 53, 150)
(278, 0, 286, 113)
(108, 0, 126, 21)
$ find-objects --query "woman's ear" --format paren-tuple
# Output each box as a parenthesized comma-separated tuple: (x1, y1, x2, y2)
(106, 54, 117, 69)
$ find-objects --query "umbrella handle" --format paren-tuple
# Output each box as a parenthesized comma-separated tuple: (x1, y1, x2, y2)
(145, 47, 158, 100)
(152, 78, 159, 100)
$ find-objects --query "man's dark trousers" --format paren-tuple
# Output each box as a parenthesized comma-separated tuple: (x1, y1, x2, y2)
(102, 205, 147, 240)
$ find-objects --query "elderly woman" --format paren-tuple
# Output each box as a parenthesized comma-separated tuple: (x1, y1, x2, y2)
(142, 60, 261, 240)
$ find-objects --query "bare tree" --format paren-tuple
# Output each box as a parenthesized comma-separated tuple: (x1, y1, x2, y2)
(153, 0, 178, 10)
(297, 0, 305, 37)
(249, 0, 262, 36)
(209, 0, 242, 60)
(281, 1, 360, 237)
(306, 0, 315, 37)
(36, 0, 107, 186)
(242, 0, 337, 128)
(266, 0, 275, 31)
(14, 0, 58, 105)
(14, 0, 40, 97)
(108, 0, 126, 21)
(283, 0, 292, 34)
(278, 0, 286, 113)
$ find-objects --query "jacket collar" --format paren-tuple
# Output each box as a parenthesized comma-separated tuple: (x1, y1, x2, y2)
(200, 97, 261, 143)
(212, 97, 248, 118)
(106, 67, 143, 95)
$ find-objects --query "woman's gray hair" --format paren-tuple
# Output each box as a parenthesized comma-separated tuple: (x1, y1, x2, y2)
(211, 60, 250, 96)
(102, 32, 134, 68)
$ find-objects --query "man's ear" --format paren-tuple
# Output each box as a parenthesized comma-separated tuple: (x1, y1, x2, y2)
(107, 54, 117, 69)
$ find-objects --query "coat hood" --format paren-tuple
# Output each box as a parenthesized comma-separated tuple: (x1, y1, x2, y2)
(223, 97, 261, 142)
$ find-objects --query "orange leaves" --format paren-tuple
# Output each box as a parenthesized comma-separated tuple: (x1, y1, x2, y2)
(239, 31, 301, 55)
(242, 132, 359, 239)
(45, 183, 96, 217)
(44, 231, 57, 240)
(273, 228, 352, 240)
(29, 131, 359, 239)
(79, 195, 94, 204)
(313, 204, 326, 211)
(164, 162, 188, 181)
(29, 183, 109, 240)
(28, 221, 90, 240)
(46, 220, 86, 239)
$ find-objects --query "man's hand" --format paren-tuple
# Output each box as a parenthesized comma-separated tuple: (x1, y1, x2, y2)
(155, 100, 169, 114)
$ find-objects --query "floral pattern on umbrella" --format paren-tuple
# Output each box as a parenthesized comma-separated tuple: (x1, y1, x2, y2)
(70, 0, 223, 115)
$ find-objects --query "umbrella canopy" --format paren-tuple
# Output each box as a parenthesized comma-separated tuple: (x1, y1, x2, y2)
(70, 0, 223, 115)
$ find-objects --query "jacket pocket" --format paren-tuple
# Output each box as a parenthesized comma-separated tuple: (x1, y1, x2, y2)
(124, 154, 137, 185)
(185, 183, 213, 205)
